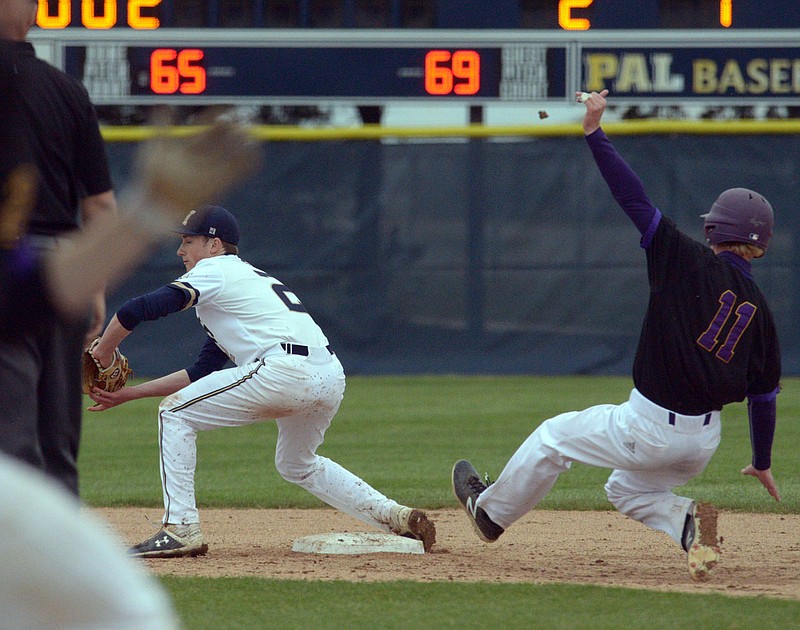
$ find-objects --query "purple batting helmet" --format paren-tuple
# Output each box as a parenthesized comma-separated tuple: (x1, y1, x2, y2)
(701, 188, 774, 251)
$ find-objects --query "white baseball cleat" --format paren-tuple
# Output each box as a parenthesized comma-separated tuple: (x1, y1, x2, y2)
(388, 505, 436, 552)
(685, 502, 721, 581)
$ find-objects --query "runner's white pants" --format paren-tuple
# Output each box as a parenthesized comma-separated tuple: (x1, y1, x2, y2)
(156, 346, 401, 530)
(477, 388, 721, 545)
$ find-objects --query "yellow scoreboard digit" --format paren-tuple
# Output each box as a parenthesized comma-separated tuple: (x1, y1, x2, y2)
(36, 0, 161, 30)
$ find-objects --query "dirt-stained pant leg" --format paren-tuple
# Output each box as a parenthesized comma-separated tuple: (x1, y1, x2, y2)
(477, 389, 720, 543)
(157, 348, 400, 529)
(272, 348, 402, 530)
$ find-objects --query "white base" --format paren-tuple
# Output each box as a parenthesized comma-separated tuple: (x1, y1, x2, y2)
(291, 532, 425, 555)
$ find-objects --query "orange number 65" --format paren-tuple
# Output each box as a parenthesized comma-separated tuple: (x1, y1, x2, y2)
(150, 49, 206, 95)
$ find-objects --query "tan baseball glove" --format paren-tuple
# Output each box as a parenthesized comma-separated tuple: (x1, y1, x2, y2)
(81, 338, 132, 394)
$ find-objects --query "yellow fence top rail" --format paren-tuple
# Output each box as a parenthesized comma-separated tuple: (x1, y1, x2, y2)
(101, 119, 800, 142)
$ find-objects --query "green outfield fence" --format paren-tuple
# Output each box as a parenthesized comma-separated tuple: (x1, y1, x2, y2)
(101, 120, 800, 378)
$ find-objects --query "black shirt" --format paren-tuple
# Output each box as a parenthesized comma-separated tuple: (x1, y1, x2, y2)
(0, 42, 31, 181)
(0, 40, 112, 236)
(586, 128, 781, 415)
(634, 217, 781, 414)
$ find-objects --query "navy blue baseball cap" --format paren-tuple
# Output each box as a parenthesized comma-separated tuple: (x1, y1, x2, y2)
(175, 205, 240, 245)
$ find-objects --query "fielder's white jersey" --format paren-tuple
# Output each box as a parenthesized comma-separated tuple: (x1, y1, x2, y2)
(172, 254, 329, 366)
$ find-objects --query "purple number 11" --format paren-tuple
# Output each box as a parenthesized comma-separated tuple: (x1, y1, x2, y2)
(696, 290, 757, 363)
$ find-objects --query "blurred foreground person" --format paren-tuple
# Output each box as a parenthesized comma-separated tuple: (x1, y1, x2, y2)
(0, 57, 259, 625)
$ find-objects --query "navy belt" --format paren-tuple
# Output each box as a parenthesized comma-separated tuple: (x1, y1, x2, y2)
(280, 343, 333, 356)
(668, 412, 712, 426)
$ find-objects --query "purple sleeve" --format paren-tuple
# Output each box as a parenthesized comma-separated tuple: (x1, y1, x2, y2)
(185, 336, 230, 382)
(585, 128, 661, 246)
(748, 388, 778, 470)
(0, 244, 58, 335)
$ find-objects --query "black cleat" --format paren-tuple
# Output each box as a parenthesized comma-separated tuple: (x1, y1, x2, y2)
(451, 459, 504, 543)
(129, 523, 208, 558)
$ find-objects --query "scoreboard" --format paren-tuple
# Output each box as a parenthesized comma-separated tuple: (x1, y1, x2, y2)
(32, 0, 800, 30)
(59, 39, 564, 103)
(28, 1, 800, 106)
(29, 28, 800, 107)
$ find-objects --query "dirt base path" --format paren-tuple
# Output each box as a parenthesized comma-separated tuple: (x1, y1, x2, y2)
(95, 507, 800, 600)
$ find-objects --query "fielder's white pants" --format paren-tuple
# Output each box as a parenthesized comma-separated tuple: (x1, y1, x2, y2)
(156, 346, 403, 531)
(477, 388, 721, 545)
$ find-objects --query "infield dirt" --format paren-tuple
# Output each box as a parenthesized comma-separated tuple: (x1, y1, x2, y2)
(97, 507, 800, 600)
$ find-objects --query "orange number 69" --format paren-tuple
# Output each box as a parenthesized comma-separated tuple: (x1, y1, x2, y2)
(425, 50, 480, 96)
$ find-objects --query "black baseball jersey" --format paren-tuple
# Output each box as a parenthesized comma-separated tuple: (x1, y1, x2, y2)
(634, 217, 781, 415)
(0, 40, 112, 236)
(586, 128, 781, 417)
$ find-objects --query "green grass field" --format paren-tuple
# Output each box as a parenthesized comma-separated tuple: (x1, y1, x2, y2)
(80, 375, 800, 629)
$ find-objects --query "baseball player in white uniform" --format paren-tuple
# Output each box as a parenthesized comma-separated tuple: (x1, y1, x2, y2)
(87, 205, 435, 556)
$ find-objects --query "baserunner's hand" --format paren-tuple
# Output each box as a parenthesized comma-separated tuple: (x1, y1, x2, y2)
(741, 464, 781, 501)
(577, 89, 609, 136)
